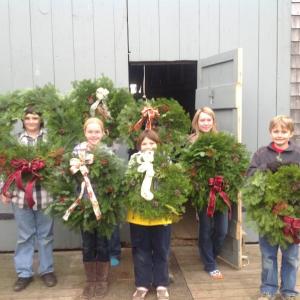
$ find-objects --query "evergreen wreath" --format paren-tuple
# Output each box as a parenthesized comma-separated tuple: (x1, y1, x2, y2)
(117, 98, 191, 149)
(67, 76, 135, 145)
(45, 146, 126, 237)
(182, 132, 249, 212)
(242, 165, 300, 247)
(123, 146, 192, 220)
(0, 85, 68, 195)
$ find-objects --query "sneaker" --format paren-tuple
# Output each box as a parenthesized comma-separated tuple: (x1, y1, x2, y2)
(13, 277, 33, 292)
(133, 287, 148, 300)
(40, 272, 57, 287)
(110, 256, 120, 267)
(257, 293, 276, 300)
(209, 269, 223, 280)
(156, 286, 169, 300)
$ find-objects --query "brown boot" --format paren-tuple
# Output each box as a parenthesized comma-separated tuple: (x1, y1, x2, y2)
(79, 262, 96, 300)
(94, 261, 110, 299)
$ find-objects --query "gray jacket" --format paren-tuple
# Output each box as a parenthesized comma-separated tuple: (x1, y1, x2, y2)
(246, 142, 300, 177)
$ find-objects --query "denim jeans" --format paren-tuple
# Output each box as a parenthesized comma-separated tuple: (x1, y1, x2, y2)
(130, 223, 171, 289)
(109, 224, 121, 259)
(12, 203, 54, 278)
(259, 236, 299, 297)
(198, 209, 228, 272)
(81, 229, 109, 262)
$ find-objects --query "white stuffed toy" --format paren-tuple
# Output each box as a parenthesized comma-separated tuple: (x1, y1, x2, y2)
(136, 150, 155, 201)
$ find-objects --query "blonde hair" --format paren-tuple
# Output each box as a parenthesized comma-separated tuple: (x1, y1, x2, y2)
(269, 115, 294, 133)
(189, 107, 217, 142)
(83, 117, 105, 134)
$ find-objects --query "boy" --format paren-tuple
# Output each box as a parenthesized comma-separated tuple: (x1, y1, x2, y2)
(1, 107, 57, 291)
(247, 115, 300, 300)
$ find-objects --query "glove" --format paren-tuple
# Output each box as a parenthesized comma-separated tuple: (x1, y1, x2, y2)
(266, 161, 282, 173)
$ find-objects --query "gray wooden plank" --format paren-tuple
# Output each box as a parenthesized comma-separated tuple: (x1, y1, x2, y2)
(257, 0, 277, 148)
(30, 0, 54, 87)
(0, 0, 12, 92)
(94, 0, 116, 80)
(239, 0, 259, 154)
(52, 0, 75, 92)
(127, 0, 140, 61)
(199, 0, 219, 59)
(219, 0, 239, 52)
(9, 0, 33, 89)
(179, 0, 199, 60)
(159, 0, 180, 60)
(277, 0, 291, 115)
(113, 0, 129, 87)
(72, 0, 95, 81)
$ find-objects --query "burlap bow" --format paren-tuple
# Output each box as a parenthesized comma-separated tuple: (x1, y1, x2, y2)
(132, 107, 160, 131)
(63, 152, 101, 221)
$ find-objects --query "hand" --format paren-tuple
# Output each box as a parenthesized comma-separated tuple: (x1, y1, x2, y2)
(0, 193, 11, 205)
(266, 161, 282, 173)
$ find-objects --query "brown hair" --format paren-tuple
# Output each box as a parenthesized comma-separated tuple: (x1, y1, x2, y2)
(136, 129, 160, 150)
(23, 106, 44, 128)
(269, 115, 294, 133)
(189, 107, 217, 142)
(83, 117, 105, 134)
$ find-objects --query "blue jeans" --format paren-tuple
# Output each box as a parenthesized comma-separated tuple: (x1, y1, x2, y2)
(198, 209, 228, 272)
(259, 236, 299, 297)
(12, 203, 54, 278)
(130, 223, 171, 289)
(109, 225, 121, 259)
(81, 229, 109, 262)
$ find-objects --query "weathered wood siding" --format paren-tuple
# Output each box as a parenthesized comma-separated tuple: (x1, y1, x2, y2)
(292, 0, 300, 143)
(0, 0, 129, 92)
(0, 0, 292, 151)
(128, 0, 291, 153)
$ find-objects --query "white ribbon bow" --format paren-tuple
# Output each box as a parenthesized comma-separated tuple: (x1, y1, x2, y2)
(63, 152, 102, 221)
(90, 87, 110, 117)
(136, 151, 155, 201)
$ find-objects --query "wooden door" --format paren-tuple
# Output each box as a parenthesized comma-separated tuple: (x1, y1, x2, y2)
(196, 48, 243, 269)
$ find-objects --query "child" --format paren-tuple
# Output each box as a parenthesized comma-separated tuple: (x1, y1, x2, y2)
(0, 107, 57, 291)
(73, 117, 112, 300)
(246, 115, 300, 300)
(189, 107, 227, 279)
(128, 129, 171, 300)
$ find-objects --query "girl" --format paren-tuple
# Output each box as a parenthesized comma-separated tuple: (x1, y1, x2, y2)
(128, 129, 171, 300)
(73, 117, 112, 300)
(189, 107, 227, 280)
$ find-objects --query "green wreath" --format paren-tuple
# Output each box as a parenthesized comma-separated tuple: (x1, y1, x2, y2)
(182, 132, 250, 212)
(0, 85, 68, 195)
(67, 77, 135, 145)
(123, 147, 192, 220)
(45, 146, 126, 237)
(117, 98, 191, 149)
(242, 165, 300, 247)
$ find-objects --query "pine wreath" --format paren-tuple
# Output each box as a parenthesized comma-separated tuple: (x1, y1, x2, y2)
(123, 147, 192, 220)
(0, 85, 68, 196)
(45, 145, 126, 237)
(117, 98, 191, 149)
(242, 165, 300, 247)
(182, 132, 250, 212)
(67, 76, 135, 145)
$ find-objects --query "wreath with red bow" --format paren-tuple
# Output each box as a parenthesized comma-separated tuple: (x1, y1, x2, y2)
(242, 165, 300, 247)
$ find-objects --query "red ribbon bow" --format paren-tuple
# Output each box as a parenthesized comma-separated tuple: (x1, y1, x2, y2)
(207, 176, 231, 218)
(2, 158, 45, 208)
(282, 216, 300, 244)
(132, 107, 160, 131)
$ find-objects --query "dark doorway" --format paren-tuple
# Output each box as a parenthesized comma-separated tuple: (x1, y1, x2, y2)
(129, 61, 197, 118)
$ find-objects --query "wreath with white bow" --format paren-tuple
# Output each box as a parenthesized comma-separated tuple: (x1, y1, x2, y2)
(123, 147, 192, 220)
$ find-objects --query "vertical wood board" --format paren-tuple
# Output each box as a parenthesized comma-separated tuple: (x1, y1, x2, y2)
(52, 0, 75, 92)
(30, 0, 54, 86)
